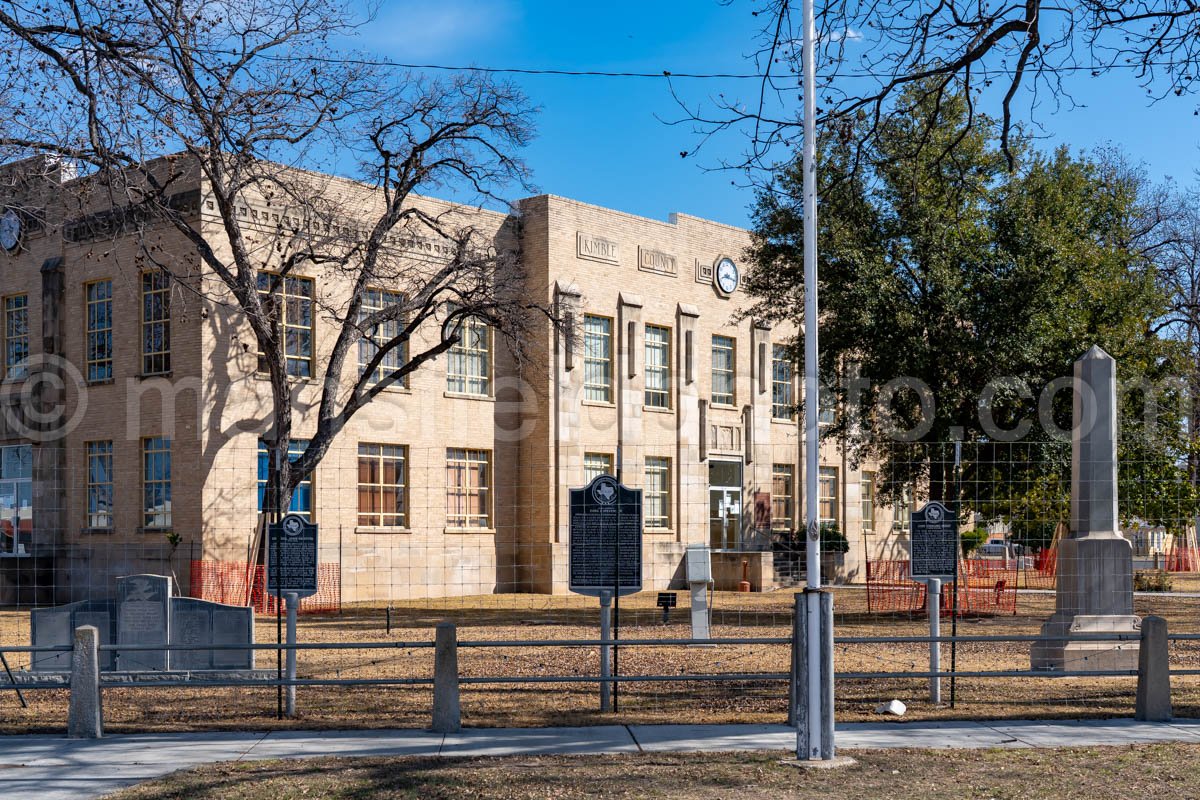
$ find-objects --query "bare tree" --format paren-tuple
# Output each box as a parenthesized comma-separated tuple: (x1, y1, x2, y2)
(677, 1, 1200, 173)
(0, 0, 548, 516)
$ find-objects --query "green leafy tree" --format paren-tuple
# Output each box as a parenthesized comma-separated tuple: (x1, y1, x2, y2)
(745, 84, 1199, 539)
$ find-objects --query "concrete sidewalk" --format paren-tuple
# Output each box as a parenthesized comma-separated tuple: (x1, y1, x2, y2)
(6, 718, 1200, 800)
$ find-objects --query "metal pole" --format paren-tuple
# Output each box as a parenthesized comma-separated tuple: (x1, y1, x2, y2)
(788, 592, 800, 726)
(951, 442, 961, 708)
(599, 589, 612, 712)
(928, 578, 941, 704)
(274, 449, 283, 721)
(801, 0, 824, 761)
(614, 458, 622, 713)
(613, 490, 620, 712)
(285, 592, 298, 717)
(0, 652, 26, 708)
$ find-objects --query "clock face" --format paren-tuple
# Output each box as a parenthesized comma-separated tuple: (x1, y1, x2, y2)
(715, 257, 739, 294)
(0, 211, 20, 254)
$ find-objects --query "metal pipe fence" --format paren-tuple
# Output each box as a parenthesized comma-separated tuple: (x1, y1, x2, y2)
(0, 614, 1186, 741)
(0, 629, 1163, 692)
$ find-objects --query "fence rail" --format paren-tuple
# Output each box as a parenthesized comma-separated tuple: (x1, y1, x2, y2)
(0, 627, 1165, 693)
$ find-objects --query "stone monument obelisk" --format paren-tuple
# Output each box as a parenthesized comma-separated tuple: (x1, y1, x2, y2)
(1031, 346, 1139, 671)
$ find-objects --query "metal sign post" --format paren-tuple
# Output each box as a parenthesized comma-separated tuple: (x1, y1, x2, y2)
(273, 450, 282, 720)
(266, 512, 319, 720)
(567, 475, 643, 714)
(599, 589, 612, 712)
(951, 441, 962, 708)
(910, 500, 956, 707)
(927, 577, 941, 704)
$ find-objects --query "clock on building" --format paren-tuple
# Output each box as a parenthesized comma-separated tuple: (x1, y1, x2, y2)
(0, 210, 20, 254)
(714, 256, 739, 295)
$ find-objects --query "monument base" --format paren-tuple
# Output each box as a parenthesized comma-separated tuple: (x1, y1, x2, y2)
(1031, 614, 1140, 672)
(1031, 537, 1139, 672)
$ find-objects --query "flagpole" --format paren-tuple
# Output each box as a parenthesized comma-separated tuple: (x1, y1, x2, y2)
(801, 0, 825, 761)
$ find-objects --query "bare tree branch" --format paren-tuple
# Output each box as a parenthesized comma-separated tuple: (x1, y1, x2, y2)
(0, 0, 550, 526)
(683, 1, 1200, 175)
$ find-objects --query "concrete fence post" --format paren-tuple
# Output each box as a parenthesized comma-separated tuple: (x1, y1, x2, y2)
(791, 592, 809, 753)
(1136, 614, 1172, 721)
(68, 625, 102, 739)
(819, 590, 835, 760)
(432, 621, 461, 733)
(788, 593, 800, 726)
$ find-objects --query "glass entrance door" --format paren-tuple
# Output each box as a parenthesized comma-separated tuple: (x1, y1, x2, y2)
(708, 460, 743, 550)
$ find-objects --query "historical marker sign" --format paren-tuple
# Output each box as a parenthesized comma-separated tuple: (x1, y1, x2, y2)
(266, 513, 319, 599)
(909, 501, 958, 580)
(569, 475, 643, 597)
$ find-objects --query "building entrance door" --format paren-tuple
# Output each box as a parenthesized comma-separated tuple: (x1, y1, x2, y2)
(708, 459, 743, 550)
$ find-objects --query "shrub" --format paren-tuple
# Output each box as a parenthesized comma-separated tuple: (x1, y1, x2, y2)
(770, 524, 849, 555)
(820, 522, 850, 555)
(960, 528, 988, 556)
(1134, 570, 1173, 592)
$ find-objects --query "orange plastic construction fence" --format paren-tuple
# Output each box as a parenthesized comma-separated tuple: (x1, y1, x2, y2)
(1021, 546, 1058, 590)
(1167, 542, 1200, 573)
(189, 560, 342, 614)
(866, 559, 1017, 616)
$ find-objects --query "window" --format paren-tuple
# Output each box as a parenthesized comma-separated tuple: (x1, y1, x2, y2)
(357, 444, 407, 527)
(0, 444, 31, 554)
(895, 489, 913, 531)
(86, 441, 114, 529)
(3, 295, 28, 380)
(772, 464, 794, 530)
(142, 437, 171, 529)
(257, 439, 313, 518)
(772, 344, 793, 419)
(446, 448, 491, 528)
(818, 466, 838, 526)
(583, 452, 613, 484)
(818, 386, 836, 426)
(861, 471, 876, 533)
(583, 315, 613, 402)
(447, 316, 491, 396)
(711, 335, 735, 405)
(644, 456, 671, 529)
(257, 272, 314, 378)
(85, 280, 113, 382)
(359, 289, 406, 387)
(141, 272, 171, 375)
(645, 325, 671, 408)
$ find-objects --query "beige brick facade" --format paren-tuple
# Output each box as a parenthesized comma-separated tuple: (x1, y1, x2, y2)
(0, 158, 906, 604)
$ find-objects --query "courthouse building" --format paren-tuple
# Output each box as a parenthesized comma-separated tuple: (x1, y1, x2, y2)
(0, 156, 908, 605)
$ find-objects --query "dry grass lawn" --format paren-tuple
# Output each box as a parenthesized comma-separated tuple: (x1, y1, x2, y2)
(101, 745, 1200, 800)
(3, 585, 1200, 733)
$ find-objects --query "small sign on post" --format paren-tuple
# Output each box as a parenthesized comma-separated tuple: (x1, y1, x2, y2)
(909, 501, 957, 580)
(569, 475, 642, 714)
(656, 592, 677, 623)
(568, 475, 643, 597)
(911, 500, 956, 708)
(266, 514, 319, 599)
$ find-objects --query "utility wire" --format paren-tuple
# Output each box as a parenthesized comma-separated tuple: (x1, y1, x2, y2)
(255, 52, 1200, 82)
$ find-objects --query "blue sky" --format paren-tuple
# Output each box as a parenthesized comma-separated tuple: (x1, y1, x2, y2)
(348, 0, 1200, 230)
